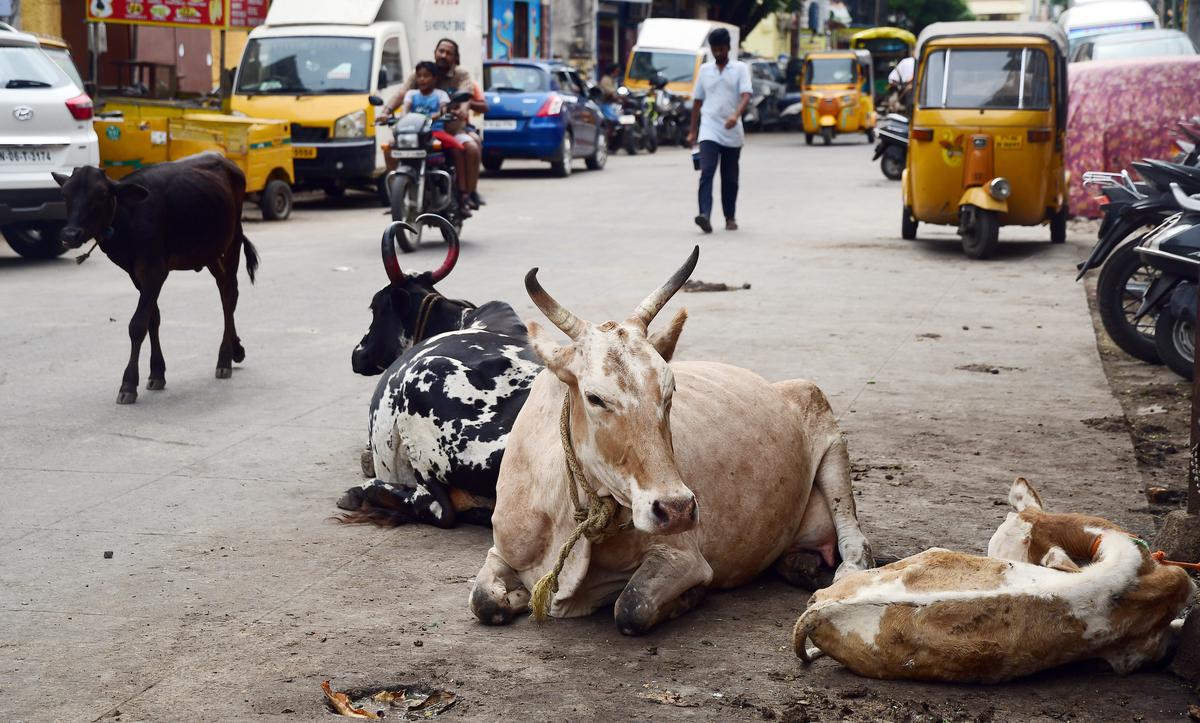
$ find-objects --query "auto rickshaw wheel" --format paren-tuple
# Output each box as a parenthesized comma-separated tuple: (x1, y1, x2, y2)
(1050, 205, 1068, 244)
(866, 128, 876, 144)
(901, 206, 918, 240)
(805, 133, 814, 145)
(260, 180, 293, 222)
(821, 127, 833, 146)
(960, 206, 999, 260)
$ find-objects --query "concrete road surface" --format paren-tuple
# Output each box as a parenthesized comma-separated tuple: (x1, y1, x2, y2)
(0, 134, 1190, 721)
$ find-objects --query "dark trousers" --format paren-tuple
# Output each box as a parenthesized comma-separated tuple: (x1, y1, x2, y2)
(697, 140, 742, 220)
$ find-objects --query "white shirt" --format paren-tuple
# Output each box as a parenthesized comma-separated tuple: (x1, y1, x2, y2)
(888, 57, 915, 86)
(692, 60, 752, 148)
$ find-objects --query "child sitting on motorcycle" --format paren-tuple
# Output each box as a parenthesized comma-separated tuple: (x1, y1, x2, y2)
(400, 61, 472, 216)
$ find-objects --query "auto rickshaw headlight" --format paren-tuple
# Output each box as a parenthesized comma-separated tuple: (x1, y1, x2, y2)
(840, 94, 856, 106)
(987, 177, 1012, 201)
(804, 95, 819, 106)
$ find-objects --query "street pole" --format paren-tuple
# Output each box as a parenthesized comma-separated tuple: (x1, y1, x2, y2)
(1190, 272, 1200, 515)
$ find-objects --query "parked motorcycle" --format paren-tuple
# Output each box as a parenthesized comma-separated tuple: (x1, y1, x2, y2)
(1078, 123, 1200, 364)
(378, 90, 473, 253)
(651, 74, 688, 147)
(872, 113, 908, 181)
(612, 86, 657, 156)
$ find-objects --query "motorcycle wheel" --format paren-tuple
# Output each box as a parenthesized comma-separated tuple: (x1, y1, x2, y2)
(1096, 241, 1161, 363)
(388, 175, 421, 253)
(960, 206, 999, 260)
(821, 127, 833, 146)
(866, 128, 876, 144)
(881, 146, 905, 181)
(1155, 306, 1194, 380)
(624, 129, 638, 156)
(645, 125, 658, 154)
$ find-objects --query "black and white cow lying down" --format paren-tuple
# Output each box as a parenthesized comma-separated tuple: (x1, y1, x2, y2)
(340, 218, 541, 528)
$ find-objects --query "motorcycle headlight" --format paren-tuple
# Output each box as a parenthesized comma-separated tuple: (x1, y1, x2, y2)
(334, 109, 367, 138)
(394, 133, 419, 149)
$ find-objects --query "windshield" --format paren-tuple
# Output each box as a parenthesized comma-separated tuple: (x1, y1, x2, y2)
(628, 51, 697, 83)
(0, 46, 70, 89)
(1094, 36, 1197, 60)
(484, 64, 549, 92)
(806, 58, 856, 85)
(920, 48, 1050, 110)
(236, 36, 374, 94)
(43, 47, 84, 90)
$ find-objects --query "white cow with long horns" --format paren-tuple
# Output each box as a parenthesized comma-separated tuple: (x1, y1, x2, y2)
(469, 247, 874, 633)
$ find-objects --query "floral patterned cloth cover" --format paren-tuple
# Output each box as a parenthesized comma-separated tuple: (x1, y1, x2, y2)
(1068, 56, 1200, 218)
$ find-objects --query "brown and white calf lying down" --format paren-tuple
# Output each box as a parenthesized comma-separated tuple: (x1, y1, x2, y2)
(792, 478, 1194, 683)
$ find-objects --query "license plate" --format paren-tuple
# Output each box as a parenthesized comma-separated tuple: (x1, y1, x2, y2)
(619, 114, 636, 125)
(0, 147, 51, 163)
(996, 134, 1023, 150)
(484, 119, 517, 130)
(390, 149, 427, 159)
(292, 146, 317, 159)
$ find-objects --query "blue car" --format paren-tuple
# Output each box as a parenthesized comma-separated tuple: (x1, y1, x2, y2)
(481, 60, 607, 177)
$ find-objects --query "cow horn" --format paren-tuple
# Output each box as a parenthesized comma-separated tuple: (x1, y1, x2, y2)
(419, 213, 460, 283)
(381, 221, 418, 282)
(525, 268, 587, 340)
(630, 245, 700, 327)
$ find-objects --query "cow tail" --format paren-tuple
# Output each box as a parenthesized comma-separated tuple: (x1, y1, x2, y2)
(792, 609, 825, 663)
(241, 232, 260, 284)
(333, 483, 420, 527)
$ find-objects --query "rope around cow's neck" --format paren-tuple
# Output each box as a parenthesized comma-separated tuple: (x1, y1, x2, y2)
(412, 292, 477, 345)
(529, 393, 630, 622)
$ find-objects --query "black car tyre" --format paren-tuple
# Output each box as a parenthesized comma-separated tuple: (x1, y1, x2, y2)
(482, 157, 503, 173)
(1096, 241, 1160, 363)
(585, 130, 607, 171)
(821, 126, 833, 146)
(881, 146, 905, 181)
(550, 132, 573, 177)
(961, 206, 999, 259)
(323, 184, 346, 198)
(389, 175, 421, 253)
(2, 222, 68, 259)
(901, 206, 918, 240)
(260, 179, 293, 221)
(1050, 204, 1068, 244)
(1155, 306, 1194, 380)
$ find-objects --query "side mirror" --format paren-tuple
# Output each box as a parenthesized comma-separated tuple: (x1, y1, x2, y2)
(368, 95, 385, 106)
(449, 90, 473, 104)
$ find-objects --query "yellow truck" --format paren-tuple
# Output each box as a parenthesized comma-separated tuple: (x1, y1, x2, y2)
(94, 100, 295, 220)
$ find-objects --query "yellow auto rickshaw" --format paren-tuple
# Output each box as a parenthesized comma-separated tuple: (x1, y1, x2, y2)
(850, 27, 917, 100)
(901, 22, 1069, 259)
(801, 50, 876, 146)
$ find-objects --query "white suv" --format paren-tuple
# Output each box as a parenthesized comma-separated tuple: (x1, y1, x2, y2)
(0, 23, 98, 258)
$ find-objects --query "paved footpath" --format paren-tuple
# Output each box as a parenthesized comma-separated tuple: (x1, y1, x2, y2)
(0, 134, 1190, 721)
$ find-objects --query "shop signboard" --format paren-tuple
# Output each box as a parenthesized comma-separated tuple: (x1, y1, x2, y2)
(87, 0, 268, 30)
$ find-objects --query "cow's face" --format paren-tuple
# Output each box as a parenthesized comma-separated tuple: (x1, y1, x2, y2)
(526, 248, 699, 535)
(351, 275, 435, 375)
(52, 167, 148, 248)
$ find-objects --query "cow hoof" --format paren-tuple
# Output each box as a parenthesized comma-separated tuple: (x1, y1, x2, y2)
(146, 379, 166, 391)
(232, 343, 246, 364)
(215, 367, 232, 379)
(469, 583, 519, 626)
(116, 391, 138, 404)
(360, 447, 376, 478)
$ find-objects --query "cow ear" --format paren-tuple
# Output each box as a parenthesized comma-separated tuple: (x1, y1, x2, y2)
(648, 308, 687, 362)
(1009, 477, 1044, 512)
(51, 171, 71, 187)
(527, 320, 577, 383)
(115, 182, 150, 204)
(1040, 545, 1081, 572)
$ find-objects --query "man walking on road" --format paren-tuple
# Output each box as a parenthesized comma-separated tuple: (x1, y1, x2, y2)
(686, 28, 752, 233)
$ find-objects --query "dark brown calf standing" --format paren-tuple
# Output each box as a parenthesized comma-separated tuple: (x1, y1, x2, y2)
(53, 153, 259, 404)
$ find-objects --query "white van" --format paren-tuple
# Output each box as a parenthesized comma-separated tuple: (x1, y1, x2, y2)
(624, 18, 739, 99)
(1058, 0, 1159, 52)
(232, 0, 483, 198)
